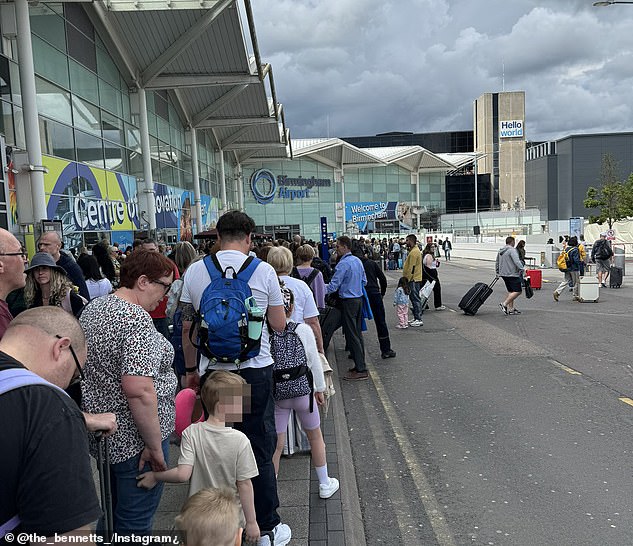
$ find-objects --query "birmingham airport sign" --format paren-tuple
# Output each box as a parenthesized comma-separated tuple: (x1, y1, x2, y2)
(250, 169, 331, 205)
(499, 120, 524, 138)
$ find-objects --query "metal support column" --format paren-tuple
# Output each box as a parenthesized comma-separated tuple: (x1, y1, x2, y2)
(336, 168, 345, 235)
(15, 0, 47, 228)
(138, 88, 156, 232)
(189, 128, 203, 234)
(237, 164, 244, 211)
(219, 147, 227, 213)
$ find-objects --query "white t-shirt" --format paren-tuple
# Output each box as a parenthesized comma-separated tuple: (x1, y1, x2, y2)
(278, 275, 319, 324)
(85, 278, 112, 300)
(179, 421, 258, 524)
(180, 250, 284, 373)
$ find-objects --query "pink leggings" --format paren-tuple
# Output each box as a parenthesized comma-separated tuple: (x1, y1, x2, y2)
(274, 395, 321, 433)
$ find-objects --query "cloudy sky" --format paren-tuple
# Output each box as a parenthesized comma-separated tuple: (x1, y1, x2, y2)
(250, 0, 633, 143)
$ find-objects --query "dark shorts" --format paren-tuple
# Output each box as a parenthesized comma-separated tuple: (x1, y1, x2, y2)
(502, 276, 522, 293)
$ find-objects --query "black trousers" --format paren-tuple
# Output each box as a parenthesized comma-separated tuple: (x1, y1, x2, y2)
(423, 268, 443, 308)
(200, 366, 280, 532)
(366, 291, 392, 354)
(340, 297, 366, 372)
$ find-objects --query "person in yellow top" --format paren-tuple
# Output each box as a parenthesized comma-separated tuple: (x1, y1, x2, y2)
(403, 234, 423, 327)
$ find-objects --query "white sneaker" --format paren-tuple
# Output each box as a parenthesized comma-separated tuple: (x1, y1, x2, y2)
(319, 477, 340, 499)
(409, 319, 423, 327)
(435, 305, 446, 311)
(272, 523, 291, 546)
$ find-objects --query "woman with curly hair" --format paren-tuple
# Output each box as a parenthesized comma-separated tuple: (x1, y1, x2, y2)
(24, 252, 86, 317)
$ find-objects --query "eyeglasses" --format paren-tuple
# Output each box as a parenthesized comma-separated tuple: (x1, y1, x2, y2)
(152, 279, 172, 294)
(0, 250, 27, 258)
(55, 334, 84, 384)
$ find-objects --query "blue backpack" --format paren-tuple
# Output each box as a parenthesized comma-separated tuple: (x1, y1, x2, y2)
(190, 254, 264, 365)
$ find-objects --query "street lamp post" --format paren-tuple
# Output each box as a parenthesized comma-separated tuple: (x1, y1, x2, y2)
(593, 1, 633, 5)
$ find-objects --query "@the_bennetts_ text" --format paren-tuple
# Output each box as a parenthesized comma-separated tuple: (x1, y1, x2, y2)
(3, 533, 182, 545)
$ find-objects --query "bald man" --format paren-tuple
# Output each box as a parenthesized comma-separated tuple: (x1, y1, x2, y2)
(0, 308, 102, 538)
(37, 232, 90, 300)
(0, 228, 27, 338)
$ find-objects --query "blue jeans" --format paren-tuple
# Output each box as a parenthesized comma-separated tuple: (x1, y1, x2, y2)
(408, 281, 423, 320)
(101, 438, 169, 534)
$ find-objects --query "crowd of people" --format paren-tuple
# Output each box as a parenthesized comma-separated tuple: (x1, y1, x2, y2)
(1, 215, 362, 545)
(3, 217, 619, 544)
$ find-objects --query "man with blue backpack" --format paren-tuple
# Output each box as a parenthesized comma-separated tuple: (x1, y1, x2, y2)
(180, 211, 291, 546)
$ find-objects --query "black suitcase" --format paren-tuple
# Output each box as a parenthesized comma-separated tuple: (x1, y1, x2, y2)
(459, 277, 499, 315)
(609, 266, 623, 288)
(319, 305, 342, 351)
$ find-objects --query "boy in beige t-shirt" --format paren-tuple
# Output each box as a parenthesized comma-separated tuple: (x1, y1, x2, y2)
(137, 371, 259, 543)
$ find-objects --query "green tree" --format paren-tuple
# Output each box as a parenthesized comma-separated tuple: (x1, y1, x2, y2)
(584, 153, 633, 228)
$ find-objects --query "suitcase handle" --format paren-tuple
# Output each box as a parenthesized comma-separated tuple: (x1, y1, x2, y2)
(95, 433, 114, 540)
(491, 276, 499, 288)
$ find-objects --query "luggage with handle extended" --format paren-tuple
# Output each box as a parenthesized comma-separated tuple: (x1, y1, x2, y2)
(459, 277, 499, 316)
(525, 269, 542, 289)
(609, 266, 623, 288)
(95, 433, 114, 541)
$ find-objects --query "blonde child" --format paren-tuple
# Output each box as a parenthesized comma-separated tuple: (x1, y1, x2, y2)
(175, 487, 241, 546)
(393, 277, 410, 328)
(137, 371, 260, 543)
(271, 286, 339, 500)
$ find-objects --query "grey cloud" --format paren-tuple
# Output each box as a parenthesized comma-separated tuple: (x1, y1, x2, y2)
(252, 0, 633, 142)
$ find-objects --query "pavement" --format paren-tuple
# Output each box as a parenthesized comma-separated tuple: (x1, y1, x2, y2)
(149, 343, 366, 545)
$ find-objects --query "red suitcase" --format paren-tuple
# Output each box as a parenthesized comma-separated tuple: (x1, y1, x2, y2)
(526, 269, 542, 289)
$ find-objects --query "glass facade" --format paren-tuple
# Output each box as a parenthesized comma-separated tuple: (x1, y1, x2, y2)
(0, 2, 234, 239)
(243, 158, 446, 240)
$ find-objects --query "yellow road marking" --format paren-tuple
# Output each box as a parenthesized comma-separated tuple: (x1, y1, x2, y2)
(619, 397, 633, 408)
(367, 360, 457, 546)
(548, 359, 582, 375)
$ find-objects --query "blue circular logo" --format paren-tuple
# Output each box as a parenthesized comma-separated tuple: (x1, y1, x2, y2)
(250, 169, 277, 205)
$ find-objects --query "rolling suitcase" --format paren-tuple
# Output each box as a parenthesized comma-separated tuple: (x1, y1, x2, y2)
(578, 276, 599, 302)
(525, 269, 542, 289)
(319, 305, 342, 352)
(459, 277, 498, 316)
(96, 433, 114, 541)
(609, 266, 623, 288)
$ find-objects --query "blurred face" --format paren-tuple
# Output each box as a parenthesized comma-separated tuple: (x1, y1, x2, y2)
(0, 235, 27, 291)
(37, 233, 61, 258)
(142, 273, 173, 312)
(34, 266, 51, 286)
(142, 242, 158, 252)
(335, 242, 348, 254)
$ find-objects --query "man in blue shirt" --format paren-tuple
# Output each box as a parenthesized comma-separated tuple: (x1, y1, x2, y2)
(327, 236, 368, 380)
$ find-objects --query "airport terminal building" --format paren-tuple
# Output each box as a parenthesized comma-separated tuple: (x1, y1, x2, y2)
(2, 0, 289, 250)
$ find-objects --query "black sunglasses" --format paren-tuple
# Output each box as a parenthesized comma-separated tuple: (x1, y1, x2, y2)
(152, 280, 172, 294)
(55, 334, 84, 383)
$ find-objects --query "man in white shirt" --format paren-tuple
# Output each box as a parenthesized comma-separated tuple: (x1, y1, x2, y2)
(180, 211, 291, 546)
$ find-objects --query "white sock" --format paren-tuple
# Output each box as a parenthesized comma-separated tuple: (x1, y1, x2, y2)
(315, 464, 329, 485)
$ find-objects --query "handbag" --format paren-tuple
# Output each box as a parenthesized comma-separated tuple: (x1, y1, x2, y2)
(524, 276, 534, 299)
(420, 280, 436, 300)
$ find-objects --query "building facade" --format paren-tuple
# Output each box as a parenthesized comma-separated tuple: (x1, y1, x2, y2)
(242, 139, 452, 240)
(474, 91, 526, 209)
(1, 0, 288, 250)
(526, 133, 633, 221)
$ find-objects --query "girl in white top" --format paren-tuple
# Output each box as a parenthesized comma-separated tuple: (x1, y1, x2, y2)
(78, 253, 113, 299)
(271, 286, 339, 500)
